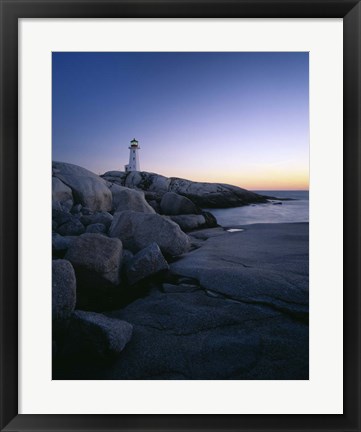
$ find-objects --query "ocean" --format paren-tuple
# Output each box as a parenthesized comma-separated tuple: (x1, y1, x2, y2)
(206, 190, 309, 227)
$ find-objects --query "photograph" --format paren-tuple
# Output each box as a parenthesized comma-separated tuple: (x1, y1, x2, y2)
(51, 51, 309, 380)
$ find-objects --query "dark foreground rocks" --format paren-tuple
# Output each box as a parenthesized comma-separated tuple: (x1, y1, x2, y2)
(61, 311, 133, 361)
(52, 162, 307, 379)
(53, 223, 309, 380)
(52, 259, 76, 332)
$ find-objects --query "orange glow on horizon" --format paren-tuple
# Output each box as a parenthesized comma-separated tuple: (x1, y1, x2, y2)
(155, 167, 309, 191)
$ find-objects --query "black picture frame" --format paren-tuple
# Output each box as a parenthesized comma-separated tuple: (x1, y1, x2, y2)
(1, 0, 360, 431)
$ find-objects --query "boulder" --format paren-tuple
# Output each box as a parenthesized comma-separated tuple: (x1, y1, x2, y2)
(52, 177, 73, 208)
(57, 219, 85, 236)
(86, 223, 107, 234)
(53, 162, 112, 212)
(109, 211, 190, 256)
(169, 215, 206, 232)
(64, 310, 133, 360)
(71, 204, 82, 214)
(160, 192, 199, 215)
(101, 171, 127, 186)
(147, 200, 161, 213)
(80, 211, 113, 228)
(201, 211, 218, 228)
(113, 187, 155, 214)
(52, 233, 76, 255)
(53, 209, 72, 226)
(126, 242, 169, 285)
(65, 233, 123, 286)
(124, 171, 170, 193)
(52, 259, 76, 330)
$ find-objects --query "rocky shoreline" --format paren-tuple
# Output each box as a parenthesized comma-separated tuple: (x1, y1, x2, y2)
(52, 162, 308, 380)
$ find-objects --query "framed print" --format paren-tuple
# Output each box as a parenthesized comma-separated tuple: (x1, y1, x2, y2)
(1, 0, 360, 431)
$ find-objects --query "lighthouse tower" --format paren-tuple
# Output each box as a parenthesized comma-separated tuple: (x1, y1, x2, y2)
(124, 138, 140, 172)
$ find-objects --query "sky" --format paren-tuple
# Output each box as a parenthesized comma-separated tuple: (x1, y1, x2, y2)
(52, 52, 309, 190)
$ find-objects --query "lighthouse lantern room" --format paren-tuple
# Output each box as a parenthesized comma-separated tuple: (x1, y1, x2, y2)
(124, 138, 140, 172)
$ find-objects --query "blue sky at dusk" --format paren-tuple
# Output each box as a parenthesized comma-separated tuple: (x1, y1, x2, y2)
(52, 52, 309, 190)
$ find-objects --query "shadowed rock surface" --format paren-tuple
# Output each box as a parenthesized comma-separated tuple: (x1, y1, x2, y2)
(52, 259, 76, 332)
(61, 310, 133, 361)
(126, 242, 169, 285)
(65, 233, 123, 310)
(54, 223, 308, 380)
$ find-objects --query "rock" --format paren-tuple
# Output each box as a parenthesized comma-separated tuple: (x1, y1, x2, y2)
(57, 218, 85, 236)
(63, 310, 133, 360)
(87, 288, 306, 380)
(160, 192, 199, 215)
(122, 249, 134, 266)
(53, 209, 72, 226)
(147, 200, 161, 213)
(103, 171, 267, 208)
(52, 259, 76, 331)
(80, 211, 113, 228)
(101, 171, 127, 186)
(65, 233, 123, 285)
(53, 161, 112, 212)
(53, 223, 309, 381)
(168, 178, 267, 208)
(52, 177, 73, 208)
(109, 211, 190, 256)
(162, 283, 199, 293)
(64, 233, 123, 309)
(52, 220, 58, 232)
(201, 211, 218, 228)
(169, 215, 206, 232)
(126, 242, 169, 285)
(170, 223, 309, 317)
(124, 171, 170, 194)
(71, 203, 82, 214)
(86, 223, 107, 234)
(81, 207, 93, 215)
(52, 233, 76, 254)
(113, 187, 155, 214)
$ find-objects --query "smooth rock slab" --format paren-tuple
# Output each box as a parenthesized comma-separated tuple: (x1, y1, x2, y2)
(126, 242, 169, 285)
(63, 310, 133, 360)
(171, 223, 309, 317)
(52, 259, 76, 329)
(109, 210, 190, 256)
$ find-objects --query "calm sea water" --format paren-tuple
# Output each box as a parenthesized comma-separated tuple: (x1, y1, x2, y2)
(206, 190, 309, 226)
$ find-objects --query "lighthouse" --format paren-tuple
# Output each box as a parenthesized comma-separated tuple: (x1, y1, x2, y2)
(124, 138, 140, 172)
